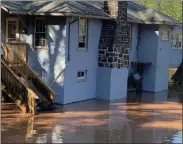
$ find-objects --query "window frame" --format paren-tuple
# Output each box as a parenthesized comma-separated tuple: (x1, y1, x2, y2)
(171, 32, 182, 50)
(6, 17, 19, 43)
(161, 29, 169, 41)
(77, 70, 87, 81)
(34, 17, 47, 49)
(78, 18, 88, 51)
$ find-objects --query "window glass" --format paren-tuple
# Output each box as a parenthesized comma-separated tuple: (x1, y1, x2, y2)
(35, 18, 46, 48)
(79, 19, 88, 49)
(77, 70, 87, 81)
(171, 32, 182, 49)
(161, 29, 169, 41)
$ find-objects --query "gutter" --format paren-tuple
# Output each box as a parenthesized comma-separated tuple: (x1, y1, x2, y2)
(136, 24, 141, 61)
(1, 5, 9, 13)
(16, 11, 113, 20)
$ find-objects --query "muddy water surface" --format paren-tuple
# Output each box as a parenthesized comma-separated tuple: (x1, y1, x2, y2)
(1, 91, 182, 143)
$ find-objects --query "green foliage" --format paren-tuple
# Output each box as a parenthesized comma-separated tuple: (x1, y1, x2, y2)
(136, 0, 182, 22)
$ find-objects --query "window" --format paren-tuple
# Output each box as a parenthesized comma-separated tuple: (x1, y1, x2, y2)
(161, 29, 169, 41)
(171, 32, 182, 50)
(78, 18, 88, 50)
(6, 18, 19, 42)
(34, 18, 46, 48)
(77, 70, 87, 81)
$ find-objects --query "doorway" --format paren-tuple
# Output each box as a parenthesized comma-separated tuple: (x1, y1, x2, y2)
(6, 18, 19, 42)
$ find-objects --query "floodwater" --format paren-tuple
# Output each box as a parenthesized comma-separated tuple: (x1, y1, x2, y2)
(1, 90, 182, 143)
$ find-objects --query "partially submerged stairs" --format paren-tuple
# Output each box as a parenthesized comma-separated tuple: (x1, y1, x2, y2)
(1, 44, 55, 114)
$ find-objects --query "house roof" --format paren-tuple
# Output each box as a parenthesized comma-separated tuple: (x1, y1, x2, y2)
(127, 2, 181, 25)
(1, 1, 112, 19)
(1, 1, 181, 25)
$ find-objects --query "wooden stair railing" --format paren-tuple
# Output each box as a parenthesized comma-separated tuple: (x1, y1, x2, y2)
(3, 44, 55, 106)
(1, 59, 38, 114)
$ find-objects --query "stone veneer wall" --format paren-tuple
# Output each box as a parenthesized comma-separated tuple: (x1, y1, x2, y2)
(98, 0, 131, 68)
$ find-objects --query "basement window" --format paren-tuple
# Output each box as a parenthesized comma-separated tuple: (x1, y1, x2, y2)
(77, 70, 87, 81)
(34, 18, 46, 49)
(78, 18, 88, 50)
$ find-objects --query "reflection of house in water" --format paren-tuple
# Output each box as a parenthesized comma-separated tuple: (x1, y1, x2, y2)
(27, 123, 181, 143)
(1, 90, 181, 143)
(24, 91, 181, 143)
(26, 124, 63, 143)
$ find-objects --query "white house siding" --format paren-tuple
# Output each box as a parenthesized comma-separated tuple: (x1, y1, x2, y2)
(63, 18, 102, 104)
(27, 16, 67, 103)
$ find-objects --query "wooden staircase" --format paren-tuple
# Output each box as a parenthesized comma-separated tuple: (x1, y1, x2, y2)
(1, 44, 55, 115)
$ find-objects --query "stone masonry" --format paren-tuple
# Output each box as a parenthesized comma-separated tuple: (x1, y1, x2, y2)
(98, 0, 131, 68)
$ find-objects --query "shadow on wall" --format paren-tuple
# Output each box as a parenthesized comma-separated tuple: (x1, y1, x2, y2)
(28, 18, 66, 103)
(47, 23, 66, 103)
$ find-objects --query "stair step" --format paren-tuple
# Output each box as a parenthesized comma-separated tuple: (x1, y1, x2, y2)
(1, 44, 55, 114)
(2, 88, 27, 113)
(17, 77, 52, 110)
(1, 84, 6, 90)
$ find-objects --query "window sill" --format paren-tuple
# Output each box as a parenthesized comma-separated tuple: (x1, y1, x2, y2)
(172, 48, 182, 50)
(6, 41, 27, 44)
(34, 46, 47, 50)
(77, 48, 88, 52)
(77, 78, 87, 83)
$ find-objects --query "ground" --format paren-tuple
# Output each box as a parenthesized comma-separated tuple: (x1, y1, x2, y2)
(1, 89, 182, 143)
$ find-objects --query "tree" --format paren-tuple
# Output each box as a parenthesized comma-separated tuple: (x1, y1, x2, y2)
(136, 0, 182, 22)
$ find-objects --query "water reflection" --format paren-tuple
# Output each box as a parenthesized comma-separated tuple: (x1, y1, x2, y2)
(171, 131, 182, 143)
(1, 90, 182, 143)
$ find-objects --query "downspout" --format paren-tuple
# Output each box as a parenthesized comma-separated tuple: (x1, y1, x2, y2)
(68, 19, 71, 61)
(136, 24, 141, 61)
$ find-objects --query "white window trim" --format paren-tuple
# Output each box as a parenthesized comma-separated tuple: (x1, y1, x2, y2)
(171, 32, 182, 50)
(77, 70, 87, 82)
(6, 18, 19, 43)
(161, 29, 169, 41)
(34, 17, 47, 49)
(78, 18, 88, 50)
(177, 33, 182, 50)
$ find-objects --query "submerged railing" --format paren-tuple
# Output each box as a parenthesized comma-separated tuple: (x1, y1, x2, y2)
(3, 44, 54, 105)
(1, 59, 37, 114)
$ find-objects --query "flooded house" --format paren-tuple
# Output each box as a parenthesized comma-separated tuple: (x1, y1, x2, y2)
(1, 1, 182, 110)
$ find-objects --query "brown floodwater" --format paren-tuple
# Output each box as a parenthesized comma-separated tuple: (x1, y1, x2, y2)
(1, 90, 182, 143)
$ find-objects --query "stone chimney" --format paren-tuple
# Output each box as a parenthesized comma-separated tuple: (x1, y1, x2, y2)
(98, 0, 131, 68)
(96, 1, 131, 101)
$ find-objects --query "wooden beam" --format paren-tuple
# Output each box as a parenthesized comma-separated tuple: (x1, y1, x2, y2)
(2, 89, 27, 113)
